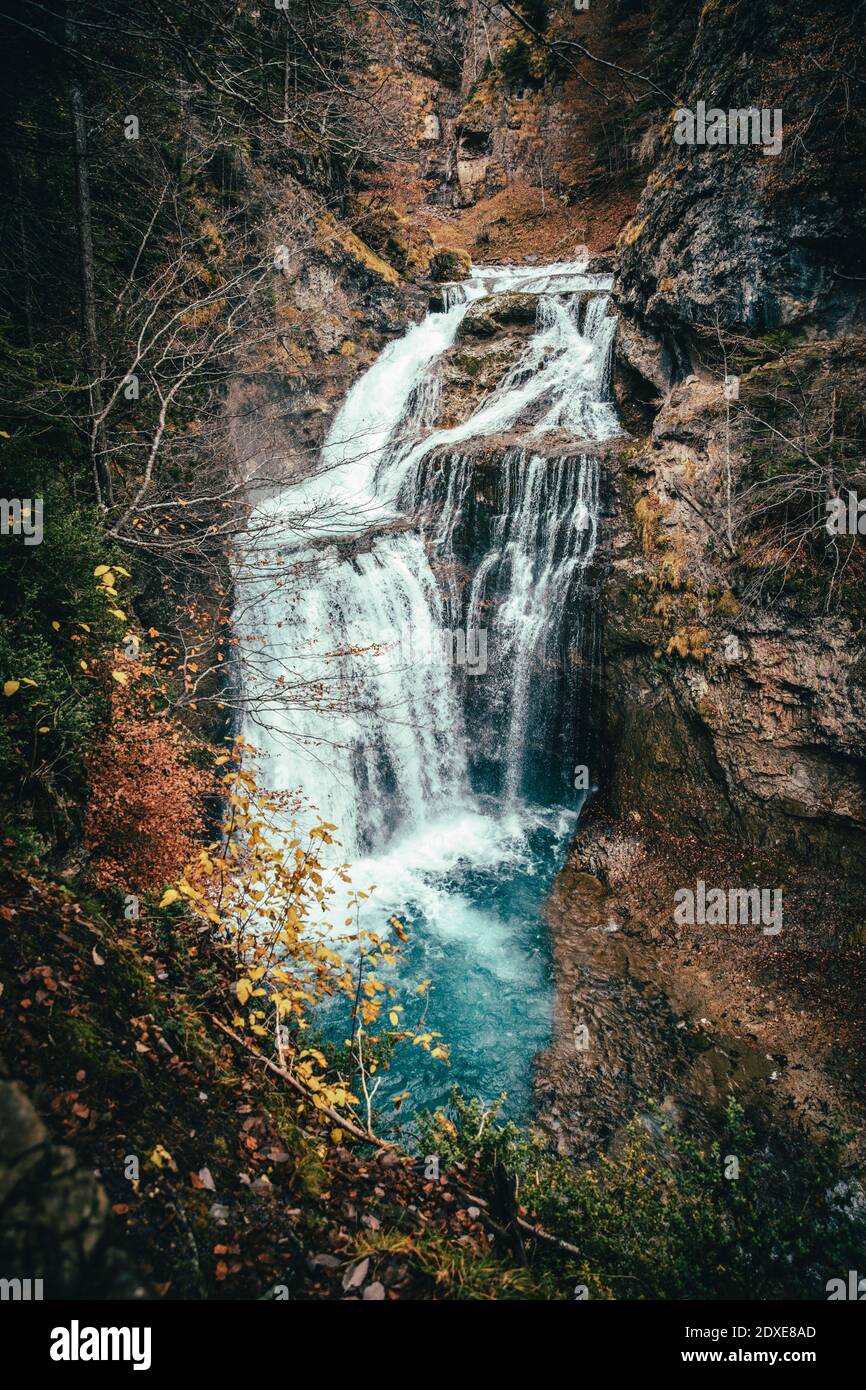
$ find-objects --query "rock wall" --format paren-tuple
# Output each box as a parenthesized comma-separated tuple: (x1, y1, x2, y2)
(597, 385, 866, 871)
(600, 0, 866, 873)
(616, 0, 866, 386)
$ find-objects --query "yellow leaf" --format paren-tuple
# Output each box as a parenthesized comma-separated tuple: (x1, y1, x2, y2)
(93, 565, 111, 577)
(159, 888, 181, 908)
(3, 680, 19, 697)
(300, 1048, 327, 1068)
(38, 726, 49, 733)
(109, 608, 126, 621)
(51, 621, 60, 631)
(330, 1129, 343, 1144)
(111, 670, 128, 686)
(236, 978, 252, 1005)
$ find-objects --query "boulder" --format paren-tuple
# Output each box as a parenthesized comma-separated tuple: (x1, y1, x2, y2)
(456, 291, 538, 340)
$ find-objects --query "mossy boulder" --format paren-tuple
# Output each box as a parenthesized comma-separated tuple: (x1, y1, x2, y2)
(429, 248, 471, 283)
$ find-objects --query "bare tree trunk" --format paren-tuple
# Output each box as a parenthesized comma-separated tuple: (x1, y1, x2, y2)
(66, 14, 113, 507)
(16, 166, 34, 352)
(283, 18, 290, 125)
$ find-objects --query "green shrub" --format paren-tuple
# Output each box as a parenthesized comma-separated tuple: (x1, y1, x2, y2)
(419, 1089, 866, 1300)
(0, 460, 129, 837)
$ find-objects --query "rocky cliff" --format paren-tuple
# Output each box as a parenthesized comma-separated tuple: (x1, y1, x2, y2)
(540, 0, 866, 1159)
(604, 0, 866, 868)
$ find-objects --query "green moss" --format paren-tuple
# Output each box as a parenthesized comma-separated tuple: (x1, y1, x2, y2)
(53, 1015, 134, 1080)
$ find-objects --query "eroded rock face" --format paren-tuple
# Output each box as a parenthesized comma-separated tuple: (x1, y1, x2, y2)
(597, 0, 866, 875)
(596, 374, 866, 872)
(228, 223, 425, 490)
(436, 338, 524, 428)
(614, 0, 866, 389)
(456, 290, 538, 338)
(434, 294, 539, 428)
(536, 811, 866, 1161)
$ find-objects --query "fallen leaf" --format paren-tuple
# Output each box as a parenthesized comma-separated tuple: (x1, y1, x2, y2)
(342, 1257, 369, 1291)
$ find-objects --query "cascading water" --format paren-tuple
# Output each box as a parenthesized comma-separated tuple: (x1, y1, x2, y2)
(238, 258, 618, 1120)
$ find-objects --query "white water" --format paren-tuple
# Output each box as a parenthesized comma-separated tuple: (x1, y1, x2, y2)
(236, 257, 618, 1113)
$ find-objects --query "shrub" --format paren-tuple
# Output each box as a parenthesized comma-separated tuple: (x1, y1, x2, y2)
(0, 462, 129, 840)
(419, 1090, 866, 1300)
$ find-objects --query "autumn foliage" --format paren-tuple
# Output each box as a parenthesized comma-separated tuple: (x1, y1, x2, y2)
(84, 656, 216, 895)
(157, 739, 448, 1137)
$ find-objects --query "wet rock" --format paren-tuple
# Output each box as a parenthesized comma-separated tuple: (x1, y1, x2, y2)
(435, 335, 528, 427)
(456, 291, 538, 339)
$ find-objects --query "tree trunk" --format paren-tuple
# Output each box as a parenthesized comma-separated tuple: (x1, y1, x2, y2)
(66, 14, 112, 507)
(16, 166, 34, 352)
(283, 20, 290, 126)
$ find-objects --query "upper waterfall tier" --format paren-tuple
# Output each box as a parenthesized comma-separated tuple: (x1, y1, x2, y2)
(244, 258, 618, 549)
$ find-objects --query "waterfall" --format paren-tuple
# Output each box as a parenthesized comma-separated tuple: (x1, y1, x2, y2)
(236, 256, 618, 1116)
(413, 447, 601, 804)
